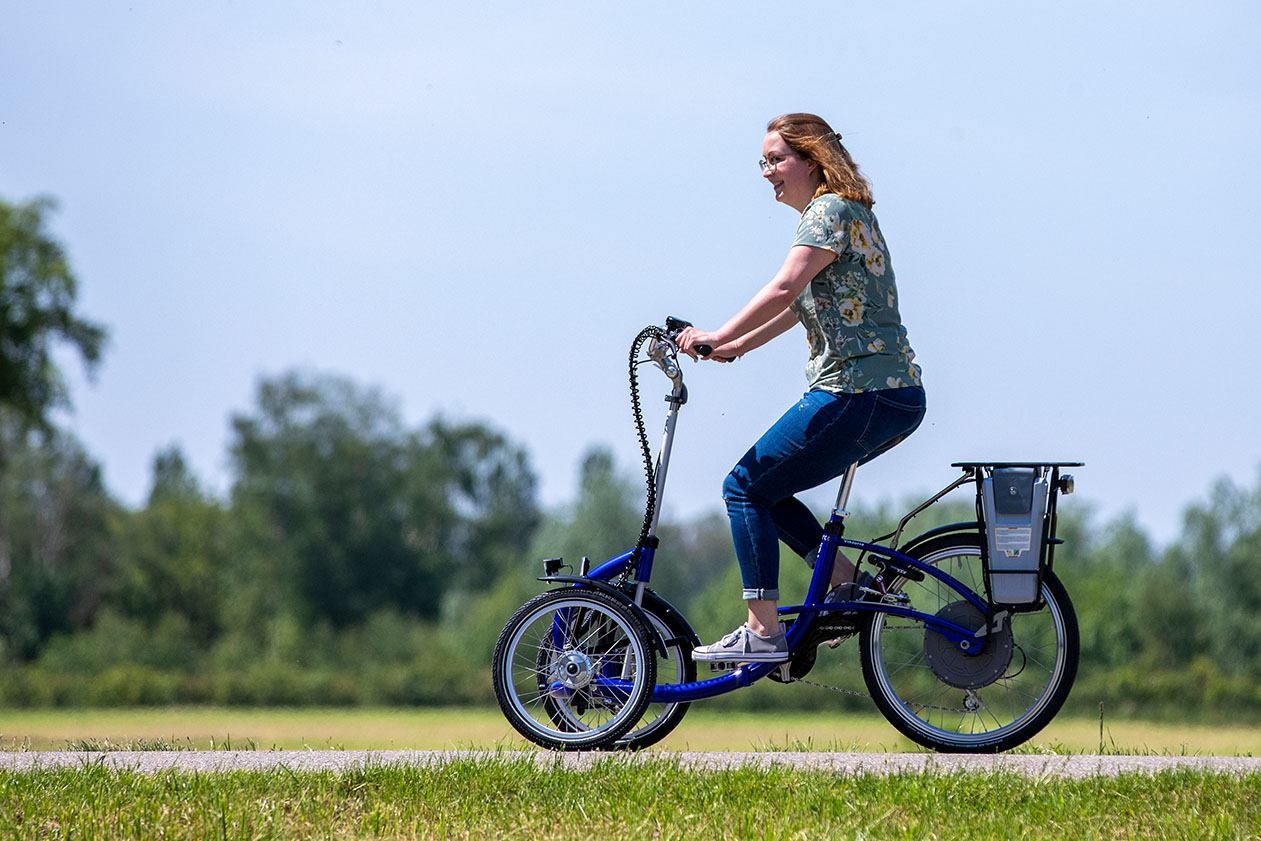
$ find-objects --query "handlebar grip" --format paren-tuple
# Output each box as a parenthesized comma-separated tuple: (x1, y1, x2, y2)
(696, 344, 713, 357)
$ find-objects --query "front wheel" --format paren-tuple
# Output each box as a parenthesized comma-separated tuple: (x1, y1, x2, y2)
(610, 588, 699, 750)
(860, 532, 1079, 753)
(493, 589, 656, 750)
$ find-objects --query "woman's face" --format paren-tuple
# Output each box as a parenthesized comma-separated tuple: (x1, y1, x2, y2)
(761, 131, 819, 212)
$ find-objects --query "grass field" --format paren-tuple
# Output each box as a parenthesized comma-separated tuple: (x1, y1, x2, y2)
(4, 708, 1259, 839)
(3, 757, 1259, 839)
(2, 706, 1259, 755)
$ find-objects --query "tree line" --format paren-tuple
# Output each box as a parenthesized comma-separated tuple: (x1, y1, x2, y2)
(3, 195, 1259, 718)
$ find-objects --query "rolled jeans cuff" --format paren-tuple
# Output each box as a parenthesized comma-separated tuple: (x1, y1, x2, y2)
(742, 587, 780, 601)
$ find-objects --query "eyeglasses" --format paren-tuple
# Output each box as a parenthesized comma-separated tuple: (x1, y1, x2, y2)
(758, 153, 796, 173)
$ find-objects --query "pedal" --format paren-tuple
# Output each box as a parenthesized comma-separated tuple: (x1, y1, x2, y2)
(819, 624, 857, 649)
(824, 632, 854, 650)
(707, 661, 738, 673)
(815, 616, 859, 650)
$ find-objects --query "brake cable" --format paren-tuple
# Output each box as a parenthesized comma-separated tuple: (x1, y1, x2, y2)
(627, 325, 669, 557)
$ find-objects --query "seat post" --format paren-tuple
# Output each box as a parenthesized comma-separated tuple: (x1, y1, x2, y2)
(832, 462, 859, 521)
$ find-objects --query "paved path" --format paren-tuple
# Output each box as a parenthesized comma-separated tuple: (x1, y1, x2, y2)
(5, 751, 1260, 778)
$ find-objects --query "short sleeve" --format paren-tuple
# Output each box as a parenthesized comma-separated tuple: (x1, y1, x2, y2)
(792, 194, 850, 256)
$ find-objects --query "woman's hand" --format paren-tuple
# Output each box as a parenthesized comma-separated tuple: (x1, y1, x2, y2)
(676, 326, 722, 361)
(678, 328, 740, 362)
(707, 341, 740, 363)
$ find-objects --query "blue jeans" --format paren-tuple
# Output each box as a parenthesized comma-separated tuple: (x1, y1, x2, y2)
(722, 386, 926, 600)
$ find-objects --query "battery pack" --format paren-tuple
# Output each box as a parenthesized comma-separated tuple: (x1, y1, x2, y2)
(980, 468, 1048, 604)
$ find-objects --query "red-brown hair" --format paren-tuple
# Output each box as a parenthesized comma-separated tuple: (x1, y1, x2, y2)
(767, 113, 874, 208)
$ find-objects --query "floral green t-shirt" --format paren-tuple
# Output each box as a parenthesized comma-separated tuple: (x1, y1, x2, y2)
(790, 193, 922, 394)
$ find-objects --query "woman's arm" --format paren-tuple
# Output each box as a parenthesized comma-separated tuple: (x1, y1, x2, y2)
(679, 244, 834, 358)
(712, 307, 798, 359)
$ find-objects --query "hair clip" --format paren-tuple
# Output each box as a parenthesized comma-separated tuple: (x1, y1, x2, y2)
(833, 131, 844, 143)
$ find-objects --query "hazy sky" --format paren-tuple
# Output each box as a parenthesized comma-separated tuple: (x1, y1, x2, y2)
(3, 2, 1258, 546)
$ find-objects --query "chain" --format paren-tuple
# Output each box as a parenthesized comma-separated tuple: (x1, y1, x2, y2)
(798, 675, 972, 713)
(796, 624, 974, 714)
(798, 676, 871, 701)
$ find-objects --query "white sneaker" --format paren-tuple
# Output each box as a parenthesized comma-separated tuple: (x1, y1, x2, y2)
(691, 623, 788, 663)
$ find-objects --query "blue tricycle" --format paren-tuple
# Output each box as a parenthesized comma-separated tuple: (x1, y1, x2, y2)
(492, 319, 1082, 752)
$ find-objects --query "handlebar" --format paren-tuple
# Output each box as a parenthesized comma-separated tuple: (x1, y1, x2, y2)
(662, 316, 719, 360)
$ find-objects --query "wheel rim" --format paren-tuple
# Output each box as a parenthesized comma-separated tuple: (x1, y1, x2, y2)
(870, 545, 1070, 748)
(501, 596, 651, 745)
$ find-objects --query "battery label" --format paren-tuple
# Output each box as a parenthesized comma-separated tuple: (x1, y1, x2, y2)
(993, 527, 1033, 557)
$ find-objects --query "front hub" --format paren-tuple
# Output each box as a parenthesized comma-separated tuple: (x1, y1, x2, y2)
(550, 650, 596, 692)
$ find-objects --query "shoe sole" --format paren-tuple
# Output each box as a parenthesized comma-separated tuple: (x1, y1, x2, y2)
(691, 652, 788, 663)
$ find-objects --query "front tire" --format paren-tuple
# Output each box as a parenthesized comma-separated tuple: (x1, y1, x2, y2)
(493, 589, 656, 750)
(860, 532, 1079, 753)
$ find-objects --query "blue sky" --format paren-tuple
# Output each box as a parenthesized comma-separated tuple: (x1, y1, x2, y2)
(3, 2, 1259, 545)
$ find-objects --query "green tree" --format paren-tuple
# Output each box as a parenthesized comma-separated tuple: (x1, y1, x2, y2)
(0, 196, 106, 432)
(109, 445, 228, 641)
(428, 418, 540, 592)
(228, 371, 538, 627)
(1166, 474, 1261, 677)
(0, 421, 117, 661)
(1064, 511, 1151, 671)
(652, 511, 737, 610)
(528, 447, 645, 573)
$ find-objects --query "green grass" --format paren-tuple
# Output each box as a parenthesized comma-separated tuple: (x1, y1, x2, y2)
(4, 709, 1259, 838)
(2, 756, 1259, 839)
(4, 706, 1261, 755)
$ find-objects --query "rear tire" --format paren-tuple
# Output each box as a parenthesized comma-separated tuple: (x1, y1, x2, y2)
(860, 532, 1079, 753)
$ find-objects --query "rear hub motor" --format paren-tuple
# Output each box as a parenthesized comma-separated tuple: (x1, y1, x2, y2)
(923, 601, 1013, 689)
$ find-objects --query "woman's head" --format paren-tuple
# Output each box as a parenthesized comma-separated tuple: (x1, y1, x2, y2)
(764, 113, 873, 209)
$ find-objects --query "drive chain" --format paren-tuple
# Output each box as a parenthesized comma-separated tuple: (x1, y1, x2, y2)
(797, 623, 974, 714)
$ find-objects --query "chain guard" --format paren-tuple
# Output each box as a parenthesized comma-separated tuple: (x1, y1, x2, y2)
(922, 601, 1013, 689)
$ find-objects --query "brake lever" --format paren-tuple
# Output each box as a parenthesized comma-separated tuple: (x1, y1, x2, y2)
(663, 315, 733, 361)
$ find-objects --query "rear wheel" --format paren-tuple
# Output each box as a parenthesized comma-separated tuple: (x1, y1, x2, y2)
(610, 589, 698, 750)
(493, 589, 656, 750)
(861, 532, 1079, 752)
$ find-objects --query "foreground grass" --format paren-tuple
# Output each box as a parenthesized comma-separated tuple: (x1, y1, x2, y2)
(3, 706, 1261, 755)
(3, 757, 1259, 839)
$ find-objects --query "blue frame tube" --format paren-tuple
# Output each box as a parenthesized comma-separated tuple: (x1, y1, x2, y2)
(791, 537, 989, 616)
(578, 532, 992, 705)
(588, 550, 638, 581)
(598, 663, 776, 703)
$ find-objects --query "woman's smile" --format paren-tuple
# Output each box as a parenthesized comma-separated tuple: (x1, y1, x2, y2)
(761, 130, 820, 212)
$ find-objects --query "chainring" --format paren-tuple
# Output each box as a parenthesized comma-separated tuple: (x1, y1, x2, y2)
(922, 601, 1013, 689)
